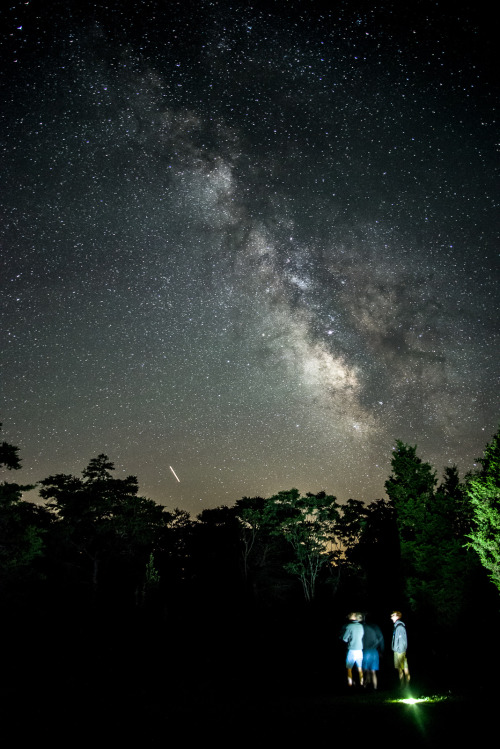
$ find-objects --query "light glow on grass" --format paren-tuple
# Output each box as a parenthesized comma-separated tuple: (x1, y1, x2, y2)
(387, 695, 450, 705)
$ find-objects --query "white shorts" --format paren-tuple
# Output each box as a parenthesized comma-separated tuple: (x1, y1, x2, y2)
(346, 649, 363, 669)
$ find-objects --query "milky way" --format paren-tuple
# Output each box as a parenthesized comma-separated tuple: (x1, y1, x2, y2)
(1, 1, 498, 514)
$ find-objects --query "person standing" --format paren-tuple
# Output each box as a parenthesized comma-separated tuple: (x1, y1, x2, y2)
(362, 616, 384, 690)
(342, 612, 364, 687)
(390, 610, 410, 687)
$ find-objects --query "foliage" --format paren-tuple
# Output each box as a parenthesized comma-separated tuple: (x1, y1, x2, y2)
(0, 424, 44, 586)
(155, 507, 194, 589)
(145, 552, 160, 586)
(2, 415, 495, 628)
(186, 505, 245, 605)
(235, 491, 394, 604)
(39, 454, 165, 597)
(0, 483, 47, 585)
(234, 495, 295, 603)
(466, 428, 500, 592)
(0, 426, 45, 589)
(234, 495, 268, 582)
(346, 498, 400, 610)
(262, 489, 341, 603)
(385, 441, 473, 625)
(139, 552, 161, 606)
(0, 435, 22, 471)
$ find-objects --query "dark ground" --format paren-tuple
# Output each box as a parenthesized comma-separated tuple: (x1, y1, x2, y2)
(3, 667, 494, 747)
(1, 604, 496, 746)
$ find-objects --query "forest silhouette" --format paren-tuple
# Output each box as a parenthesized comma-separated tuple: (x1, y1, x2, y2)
(1, 424, 499, 745)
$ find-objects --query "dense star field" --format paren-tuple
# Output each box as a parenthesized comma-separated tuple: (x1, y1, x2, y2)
(1, 1, 498, 514)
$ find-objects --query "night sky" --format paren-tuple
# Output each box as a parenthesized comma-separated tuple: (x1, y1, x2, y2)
(1, 1, 498, 516)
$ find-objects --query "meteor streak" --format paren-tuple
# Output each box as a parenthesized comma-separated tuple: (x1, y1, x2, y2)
(169, 465, 180, 482)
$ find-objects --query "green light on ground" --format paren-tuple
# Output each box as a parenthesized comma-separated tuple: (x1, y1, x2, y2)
(387, 695, 449, 705)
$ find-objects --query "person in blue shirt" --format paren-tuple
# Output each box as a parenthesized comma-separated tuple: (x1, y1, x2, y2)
(342, 612, 364, 687)
(390, 610, 410, 687)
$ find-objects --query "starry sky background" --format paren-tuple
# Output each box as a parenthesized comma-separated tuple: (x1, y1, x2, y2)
(1, 0, 498, 515)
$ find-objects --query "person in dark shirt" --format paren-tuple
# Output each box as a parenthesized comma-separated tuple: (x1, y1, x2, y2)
(362, 616, 384, 690)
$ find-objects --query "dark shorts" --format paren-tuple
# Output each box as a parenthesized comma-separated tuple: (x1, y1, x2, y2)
(362, 648, 379, 671)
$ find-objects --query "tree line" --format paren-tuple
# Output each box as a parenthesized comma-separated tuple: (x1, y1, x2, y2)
(1, 422, 499, 631)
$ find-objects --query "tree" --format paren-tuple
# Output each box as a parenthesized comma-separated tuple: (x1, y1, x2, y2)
(39, 454, 165, 603)
(0, 424, 22, 470)
(188, 505, 244, 606)
(139, 552, 161, 608)
(153, 507, 194, 595)
(385, 441, 473, 626)
(385, 441, 437, 533)
(234, 495, 294, 605)
(346, 498, 400, 611)
(0, 425, 45, 593)
(385, 441, 437, 611)
(234, 496, 268, 584)
(264, 489, 341, 603)
(466, 427, 500, 593)
(0, 487, 47, 590)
